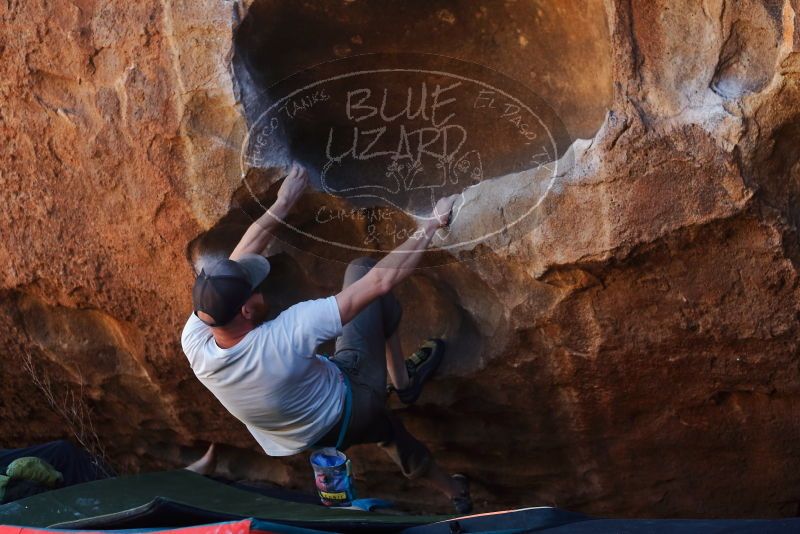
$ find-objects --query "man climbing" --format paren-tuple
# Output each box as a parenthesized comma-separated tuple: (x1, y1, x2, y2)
(181, 163, 472, 513)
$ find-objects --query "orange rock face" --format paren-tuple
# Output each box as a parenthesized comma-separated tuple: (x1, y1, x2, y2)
(3, 0, 800, 518)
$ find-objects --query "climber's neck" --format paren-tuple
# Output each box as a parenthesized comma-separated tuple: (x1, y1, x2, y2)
(211, 316, 255, 349)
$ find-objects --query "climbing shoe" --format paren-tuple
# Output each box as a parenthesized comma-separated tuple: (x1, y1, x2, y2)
(394, 338, 445, 405)
(451, 474, 473, 515)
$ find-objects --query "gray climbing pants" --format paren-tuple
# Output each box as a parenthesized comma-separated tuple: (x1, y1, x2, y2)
(314, 257, 433, 479)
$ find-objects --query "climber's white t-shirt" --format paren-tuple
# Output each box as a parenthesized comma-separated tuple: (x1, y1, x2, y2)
(181, 296, 345, 456)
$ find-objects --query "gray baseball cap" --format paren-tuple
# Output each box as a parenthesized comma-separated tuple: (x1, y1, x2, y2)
(192, 254, 271, 327)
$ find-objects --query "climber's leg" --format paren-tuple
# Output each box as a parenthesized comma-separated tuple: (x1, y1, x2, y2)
(386, 329, 409, 390)
(330, 257, 402, 391)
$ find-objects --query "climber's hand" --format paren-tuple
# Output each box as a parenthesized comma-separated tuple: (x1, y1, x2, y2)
(275, 162, 308, 210)
(230, 163, 307, 260)
(430, 194, 459, 229)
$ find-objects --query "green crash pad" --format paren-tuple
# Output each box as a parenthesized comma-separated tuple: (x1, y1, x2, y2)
(0, 469, 447, 527)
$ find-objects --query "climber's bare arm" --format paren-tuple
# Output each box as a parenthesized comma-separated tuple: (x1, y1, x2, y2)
(230, 163, 308, 261)
(335, 195, 458, 326)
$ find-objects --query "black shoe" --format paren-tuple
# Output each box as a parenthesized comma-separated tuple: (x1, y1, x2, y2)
(395, 339, 445, 404)
(451, 474, 473, 515)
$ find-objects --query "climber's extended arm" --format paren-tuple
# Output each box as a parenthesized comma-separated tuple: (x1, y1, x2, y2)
(335, 195, 458, 326)
(230, 163, 308, 261)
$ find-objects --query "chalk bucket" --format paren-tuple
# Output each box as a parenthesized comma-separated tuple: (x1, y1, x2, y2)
(310, 447, 356, 507)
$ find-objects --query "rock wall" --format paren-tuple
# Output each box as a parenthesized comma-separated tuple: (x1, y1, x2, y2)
(2, 0, 800, 517)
